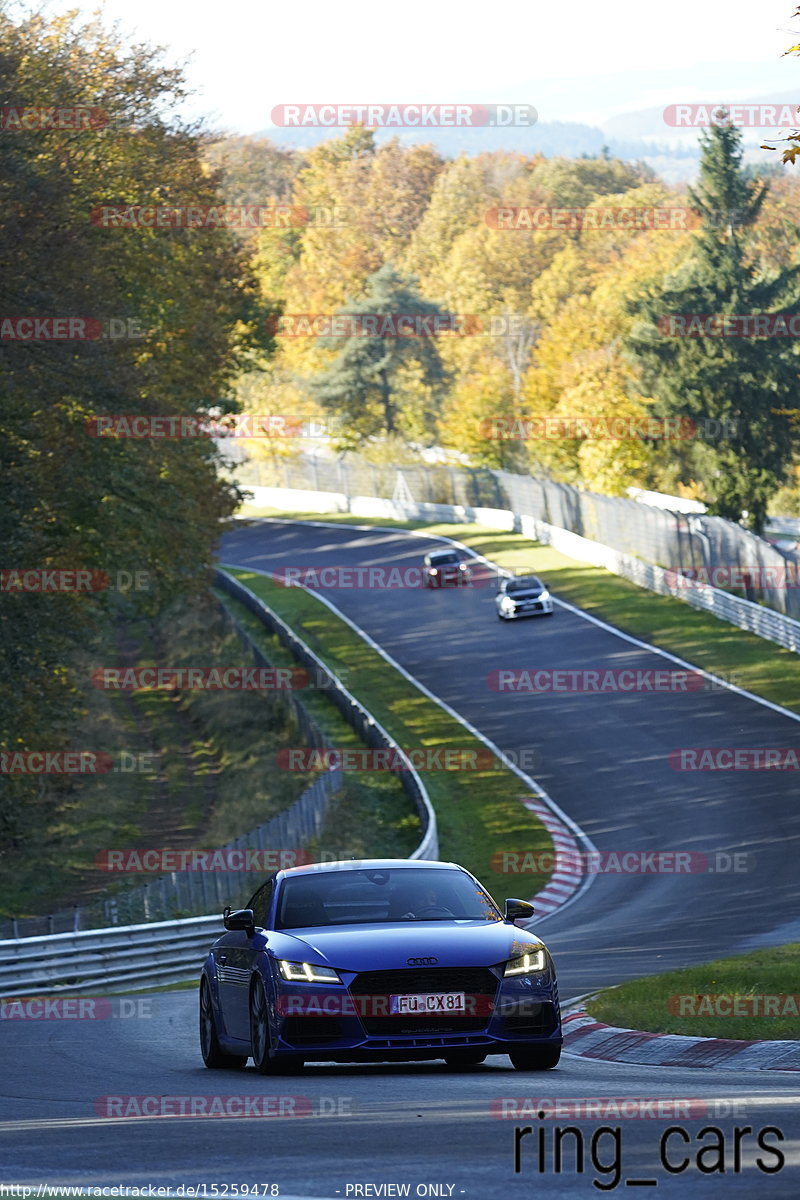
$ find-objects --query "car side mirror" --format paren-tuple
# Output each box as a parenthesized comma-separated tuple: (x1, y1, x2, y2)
(504, 898, 534, 923)
(223, 907, 255, 935)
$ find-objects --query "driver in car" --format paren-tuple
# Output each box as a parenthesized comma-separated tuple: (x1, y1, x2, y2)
(399, 885, 453, 919)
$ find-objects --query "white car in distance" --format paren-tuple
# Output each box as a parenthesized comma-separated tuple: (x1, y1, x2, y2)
(495, 574, 553, 620)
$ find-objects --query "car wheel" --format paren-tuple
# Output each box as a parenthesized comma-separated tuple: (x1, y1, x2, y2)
(199, 977, 247, 1069)
(509, 1044, 561, 1070)
(249, 977, 278, 1073)
(443, 1050, 487, 1068)
(250, 979, 304, 1074)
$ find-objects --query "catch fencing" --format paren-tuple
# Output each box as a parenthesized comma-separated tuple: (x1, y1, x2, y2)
(234, 453, 800, 648)
(238, 454, 800, 618)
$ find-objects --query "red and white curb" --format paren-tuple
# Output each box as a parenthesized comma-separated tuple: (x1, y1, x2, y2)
(523, 796, 585, 915)
(562, 1009, 800, 1071)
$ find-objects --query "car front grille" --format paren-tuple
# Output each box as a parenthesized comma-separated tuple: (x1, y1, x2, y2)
(349, 967, 499, 1036)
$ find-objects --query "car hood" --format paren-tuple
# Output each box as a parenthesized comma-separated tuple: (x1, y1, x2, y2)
(270, 920, 543, 972)
(507, 589, 544, 600)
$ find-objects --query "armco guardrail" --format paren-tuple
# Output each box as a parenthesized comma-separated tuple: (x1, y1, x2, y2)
(0, 915, 223, 997)
(0, 572, 438, 995)
(215, 568, 438, 861)
(243, 483, 800, 656)
(518, 515, 800, 653)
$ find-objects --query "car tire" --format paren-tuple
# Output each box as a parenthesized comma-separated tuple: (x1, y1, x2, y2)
(199, 977, 247, 1069)
(250, 978, 304, 1075)
(509, 1044, 561, 1070)
(442, 1050, 487, 1068)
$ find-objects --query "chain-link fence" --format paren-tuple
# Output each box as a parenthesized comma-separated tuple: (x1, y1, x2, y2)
(236, 453, 800, 619)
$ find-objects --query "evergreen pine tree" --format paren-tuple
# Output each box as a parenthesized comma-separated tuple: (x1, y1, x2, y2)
(626, 123, 800, 530)
(309, 264, 449, 446)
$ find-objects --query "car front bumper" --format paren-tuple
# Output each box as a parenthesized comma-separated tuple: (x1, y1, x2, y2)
(266, 972, 562, 1060)
(497, 599, 553, 618)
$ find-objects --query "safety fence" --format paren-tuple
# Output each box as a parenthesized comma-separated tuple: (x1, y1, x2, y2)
(236, 453, 800, 619)
(235, 454, 800, 654)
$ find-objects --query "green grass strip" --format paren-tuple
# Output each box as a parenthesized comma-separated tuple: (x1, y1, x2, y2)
(586, 943, 800, 1040)
(221, 567, 553, 901)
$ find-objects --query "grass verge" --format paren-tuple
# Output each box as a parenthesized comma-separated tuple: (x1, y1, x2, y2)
(214, 589, 419, 861)
(586, 944, 800, 1040)
(222, 568, 553, 901)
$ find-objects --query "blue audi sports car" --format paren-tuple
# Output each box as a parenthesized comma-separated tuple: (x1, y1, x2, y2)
(199, 858, 562, 1072)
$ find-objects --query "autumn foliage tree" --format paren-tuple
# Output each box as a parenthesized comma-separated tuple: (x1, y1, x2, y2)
(0, 5, 267, 843)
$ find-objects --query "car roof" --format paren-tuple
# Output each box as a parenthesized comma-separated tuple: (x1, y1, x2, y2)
(278, 857, 462, 879)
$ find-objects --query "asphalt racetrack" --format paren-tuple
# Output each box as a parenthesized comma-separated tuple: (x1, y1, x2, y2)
(1, 518, 798, 1197)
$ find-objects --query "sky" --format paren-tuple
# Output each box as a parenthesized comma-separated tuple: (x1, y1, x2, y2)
(30, 0, 800, 136)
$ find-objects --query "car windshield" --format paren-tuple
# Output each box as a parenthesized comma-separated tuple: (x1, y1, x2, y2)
(507, 575, 543, 592)
(430, 552, 459, 565)
(275, 867, 502, 928)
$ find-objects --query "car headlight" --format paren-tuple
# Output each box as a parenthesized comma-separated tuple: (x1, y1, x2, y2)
(278, 960, 342, 984)
(502, 596, 515, 609)
(539, 590, 550, 602)
(503, 949, 547, 976)
(430, 568, 438, 575)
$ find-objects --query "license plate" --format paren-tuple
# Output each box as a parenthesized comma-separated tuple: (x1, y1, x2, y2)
(390, 991, 466, 1015)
